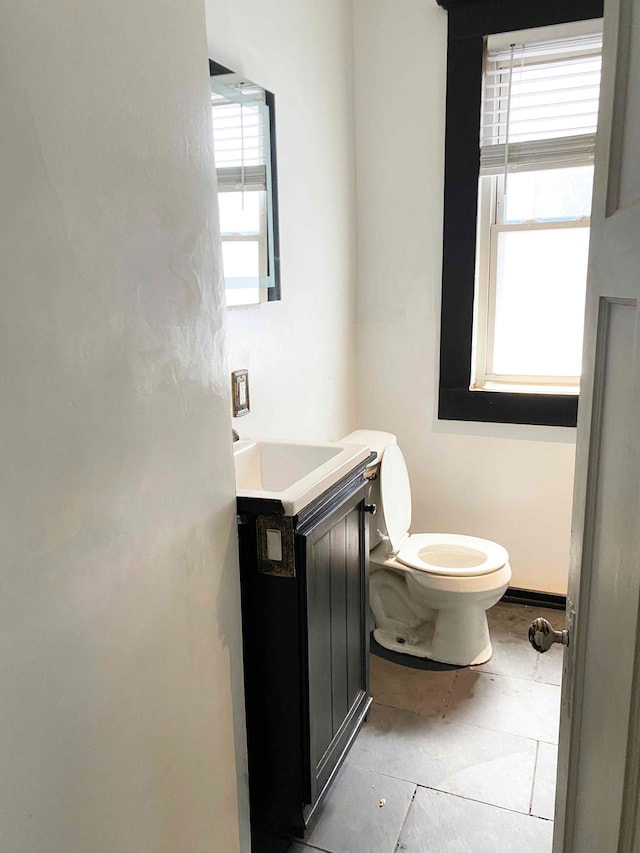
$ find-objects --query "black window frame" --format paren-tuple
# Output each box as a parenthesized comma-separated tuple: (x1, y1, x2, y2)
(437, 0, 604, 427)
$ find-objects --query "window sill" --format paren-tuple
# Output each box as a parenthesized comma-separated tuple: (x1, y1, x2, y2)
(472, 381, 580, 396)
(439, 386, 578, 427)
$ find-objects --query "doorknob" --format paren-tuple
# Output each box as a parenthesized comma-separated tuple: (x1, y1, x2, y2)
(528, 617, 569, 654)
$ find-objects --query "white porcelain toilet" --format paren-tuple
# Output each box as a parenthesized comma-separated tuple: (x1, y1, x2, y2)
(343, 430, 511, 666)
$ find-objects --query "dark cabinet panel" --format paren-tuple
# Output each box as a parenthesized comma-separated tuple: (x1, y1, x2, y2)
(329, 518, 349, 733)
(237, 464, 371, 852)
(306, 526, 334, 778)
(347, 508, 367, 711)
(305, 499, 368, 804)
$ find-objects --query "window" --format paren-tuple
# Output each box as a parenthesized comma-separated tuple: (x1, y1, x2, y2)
(437, 0, 604, 426)
(210, 62, 280, 307)
(474, 29, 602, 395)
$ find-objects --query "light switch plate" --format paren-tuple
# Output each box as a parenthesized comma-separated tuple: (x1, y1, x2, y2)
(257, 516, 295, 577)
(232, 369, 250, 417)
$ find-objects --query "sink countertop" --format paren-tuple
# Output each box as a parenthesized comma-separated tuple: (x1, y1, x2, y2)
(233, 438, 371, 516)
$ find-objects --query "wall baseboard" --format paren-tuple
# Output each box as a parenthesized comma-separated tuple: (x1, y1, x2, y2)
(502, 586, 567, 610)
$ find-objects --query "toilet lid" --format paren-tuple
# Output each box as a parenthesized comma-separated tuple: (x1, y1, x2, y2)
(396, 532, 509, 577)
(379, 443, 412, 552)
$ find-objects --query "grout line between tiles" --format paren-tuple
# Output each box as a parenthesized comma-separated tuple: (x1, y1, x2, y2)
(355, 763, 537, 817)
(465, 667, 562, 688)
(290, 836, 333, 853)
(393, 784, 418, 853)
(442, 669, 460, 716)
(370, 699, 559, 746)
(439, 714, 559, 746)
(471, 666, 538, 683)
(530, 740, 541, 815)
(371, 699, 441, 717)
(472, 659, 557, 684)
(413, 783, 554, 823)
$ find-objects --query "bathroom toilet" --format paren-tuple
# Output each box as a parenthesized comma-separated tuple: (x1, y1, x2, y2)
(342, 430, 511, 666)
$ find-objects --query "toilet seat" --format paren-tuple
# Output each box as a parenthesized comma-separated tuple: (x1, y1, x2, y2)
(396, 532, 508, 578)
(378, 442, 508, 578)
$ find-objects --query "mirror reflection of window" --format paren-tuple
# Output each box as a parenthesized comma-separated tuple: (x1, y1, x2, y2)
(209, 65, 280, 307)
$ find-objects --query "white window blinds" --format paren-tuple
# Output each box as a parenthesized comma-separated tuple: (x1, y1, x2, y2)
(480, 31, 603, 175)
(210, 78, 269, 193)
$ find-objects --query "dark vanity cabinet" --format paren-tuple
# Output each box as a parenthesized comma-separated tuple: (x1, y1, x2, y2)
(236, 459, 372, 853)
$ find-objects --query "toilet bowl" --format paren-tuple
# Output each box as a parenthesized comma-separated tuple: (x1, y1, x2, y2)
(342, 430, 511, 666)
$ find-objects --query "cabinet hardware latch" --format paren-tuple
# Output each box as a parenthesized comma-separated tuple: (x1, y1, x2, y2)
(364, 504, 377, 515)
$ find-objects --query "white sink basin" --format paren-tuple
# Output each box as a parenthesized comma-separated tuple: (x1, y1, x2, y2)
(233, 439, 371, 515)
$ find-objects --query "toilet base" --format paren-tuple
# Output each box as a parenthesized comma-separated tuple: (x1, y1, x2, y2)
(373, 623, 434, 658)
(429, 606, 494, 666)
(369, 561, 510, 667)
(373, 620, 493, 666)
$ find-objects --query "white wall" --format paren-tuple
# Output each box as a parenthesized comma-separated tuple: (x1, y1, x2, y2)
(0, 2, 248, 851)
(206, 0, 359, 443)
(352, 0, 576, 595)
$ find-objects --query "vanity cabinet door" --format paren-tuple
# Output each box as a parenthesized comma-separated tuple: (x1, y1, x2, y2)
(237, 463, 372, 851)
(303, 486, 371, 808)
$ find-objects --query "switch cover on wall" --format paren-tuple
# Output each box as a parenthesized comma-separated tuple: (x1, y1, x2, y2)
(232, 369, 250, 417)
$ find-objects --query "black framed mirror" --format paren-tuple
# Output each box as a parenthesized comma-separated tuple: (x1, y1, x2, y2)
(209, 60, 281, 306)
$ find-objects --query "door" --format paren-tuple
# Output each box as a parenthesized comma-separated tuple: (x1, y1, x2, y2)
(540, 0, 640, 849)
(304, 489, 371, 810)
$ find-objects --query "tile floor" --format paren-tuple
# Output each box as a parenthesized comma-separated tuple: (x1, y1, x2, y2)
(288, 602, 564, 853)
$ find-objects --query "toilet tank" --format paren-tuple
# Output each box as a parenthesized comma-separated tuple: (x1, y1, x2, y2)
(341, 430, 397, 549)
